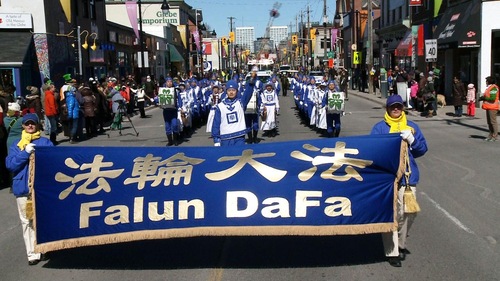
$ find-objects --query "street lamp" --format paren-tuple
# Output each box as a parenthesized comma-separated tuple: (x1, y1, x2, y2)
(57, 26, 98, 80)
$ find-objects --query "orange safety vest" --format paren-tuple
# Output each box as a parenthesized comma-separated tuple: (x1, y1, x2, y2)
(482, 84, 499, 110)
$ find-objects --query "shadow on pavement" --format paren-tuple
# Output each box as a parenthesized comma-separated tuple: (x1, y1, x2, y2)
(43, 234, 386, 269)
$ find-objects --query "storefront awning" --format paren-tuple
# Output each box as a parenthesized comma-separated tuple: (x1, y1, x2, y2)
(0, 32, 32, 66)
(169, 45, 185, 63)
(395, 30, 412, 57)
(433, 0, 481, 49)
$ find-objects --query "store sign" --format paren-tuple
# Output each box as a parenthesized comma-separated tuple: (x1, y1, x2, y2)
(0, 13, 33, 29)
(140, 7, 180, 26)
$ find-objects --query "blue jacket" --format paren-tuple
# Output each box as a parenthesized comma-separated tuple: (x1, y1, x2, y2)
(370, 120, 428, 185)
(66, 90, 80, 119)
(6, 137, 54, 197)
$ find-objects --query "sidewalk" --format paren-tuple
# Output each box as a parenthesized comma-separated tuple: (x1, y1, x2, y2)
(347, 89, 484, 122)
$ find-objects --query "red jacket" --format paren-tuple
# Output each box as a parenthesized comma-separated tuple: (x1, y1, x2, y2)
(44, 89, 58, 117)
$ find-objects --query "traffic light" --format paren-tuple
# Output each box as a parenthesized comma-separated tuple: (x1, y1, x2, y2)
(292, 35, 298, 45)
(245, 50, 250, 56)
(222, 37, 227, 46)
(229, 31, 235, 43)
(310, 28, 316, 40)
(283, 48, 287, 55)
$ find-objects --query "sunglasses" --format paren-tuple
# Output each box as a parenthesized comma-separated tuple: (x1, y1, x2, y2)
(389, 103, 404, 110)
(24, 121, 37, 126)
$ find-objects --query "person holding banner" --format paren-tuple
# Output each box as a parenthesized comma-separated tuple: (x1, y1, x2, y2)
(211, 76, 256, 146)
(6, 113, 53, 265)
(370, 95, 428, 267)
(160, 77, 181, 146)
(322, 80, 345, 138)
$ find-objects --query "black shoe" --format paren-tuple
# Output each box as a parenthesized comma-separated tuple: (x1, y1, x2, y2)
(399, 248, 410, 261)
(40, 253, 50, 261)
(28, 259, 40, 266)
(387, 257, 402, 267)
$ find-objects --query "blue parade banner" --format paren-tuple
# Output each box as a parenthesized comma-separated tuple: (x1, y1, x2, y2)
(33, 134, 405, 252)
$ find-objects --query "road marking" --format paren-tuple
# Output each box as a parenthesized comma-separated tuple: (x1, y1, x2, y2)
(420, 192, 475, 234)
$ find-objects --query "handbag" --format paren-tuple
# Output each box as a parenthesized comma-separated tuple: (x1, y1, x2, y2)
(403, 145, 421, 214)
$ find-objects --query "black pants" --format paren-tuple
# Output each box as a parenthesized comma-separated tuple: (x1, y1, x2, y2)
(137, 101, 146, 117)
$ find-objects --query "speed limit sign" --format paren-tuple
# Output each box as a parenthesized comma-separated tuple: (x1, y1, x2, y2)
(425, 39, 437, 62)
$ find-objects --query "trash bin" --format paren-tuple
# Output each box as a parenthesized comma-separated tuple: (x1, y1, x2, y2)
(379, 68, 388, 98)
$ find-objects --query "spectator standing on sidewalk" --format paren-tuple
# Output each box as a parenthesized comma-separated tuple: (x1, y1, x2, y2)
(452, 76, 466, 117)
(466, 83, 476, 117)
(479, 76, 499, 141)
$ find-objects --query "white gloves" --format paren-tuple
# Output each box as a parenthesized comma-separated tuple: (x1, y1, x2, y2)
(25, 143, 36, 154)
(214, 143, 221, 147)
(400, 130, 415, 145)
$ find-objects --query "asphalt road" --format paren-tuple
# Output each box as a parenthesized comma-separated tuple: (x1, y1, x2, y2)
(0, 89, 499, 281)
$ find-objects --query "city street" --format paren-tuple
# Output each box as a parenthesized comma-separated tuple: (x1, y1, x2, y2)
(0, 90, 499, 281)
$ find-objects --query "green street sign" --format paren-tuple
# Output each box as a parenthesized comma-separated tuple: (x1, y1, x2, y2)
(327, 51, 334, 59)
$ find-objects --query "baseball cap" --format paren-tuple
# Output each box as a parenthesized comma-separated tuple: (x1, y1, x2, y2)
(386, 95, 404, 107)
(22, 113, 39, 124)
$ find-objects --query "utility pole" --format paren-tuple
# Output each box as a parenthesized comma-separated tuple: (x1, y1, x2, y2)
(323, 0, 327, 70)
(228, 16, 235, 73)
(367, 0, 373, 95)
(307, 5, 312, 69)
(300, 11, 304, 67)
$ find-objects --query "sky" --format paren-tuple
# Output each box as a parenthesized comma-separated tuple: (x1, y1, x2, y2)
(188, 0, 337, 38)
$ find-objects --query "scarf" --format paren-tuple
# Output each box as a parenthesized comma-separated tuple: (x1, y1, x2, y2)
(17, 130, 41, 151)
(384, 111, 414, 133)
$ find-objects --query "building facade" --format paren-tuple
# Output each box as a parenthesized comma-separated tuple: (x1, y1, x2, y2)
(269, 26, 288, 47)
(235, 27, 255, 53)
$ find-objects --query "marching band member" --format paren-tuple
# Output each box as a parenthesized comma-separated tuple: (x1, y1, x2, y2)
(244, 67, 262, 144)
(177, 82, 192, 138)
(205, 84, 221, 133)
(313, 82, 327, 132)
(322, 80, 345, 137)
(211, 76, 256, 146)
(260, 82, 280, 137)
(160, 77, 182, 146)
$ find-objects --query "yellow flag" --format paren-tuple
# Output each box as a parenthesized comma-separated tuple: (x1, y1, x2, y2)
(60, 0, 72, 23)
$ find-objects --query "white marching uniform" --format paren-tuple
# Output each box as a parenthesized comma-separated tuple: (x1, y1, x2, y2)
(205, 92, 221, 133)
(316, 88, 327, 129)
(260, 88, 280, 131)
(178, 90, 192, 130)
